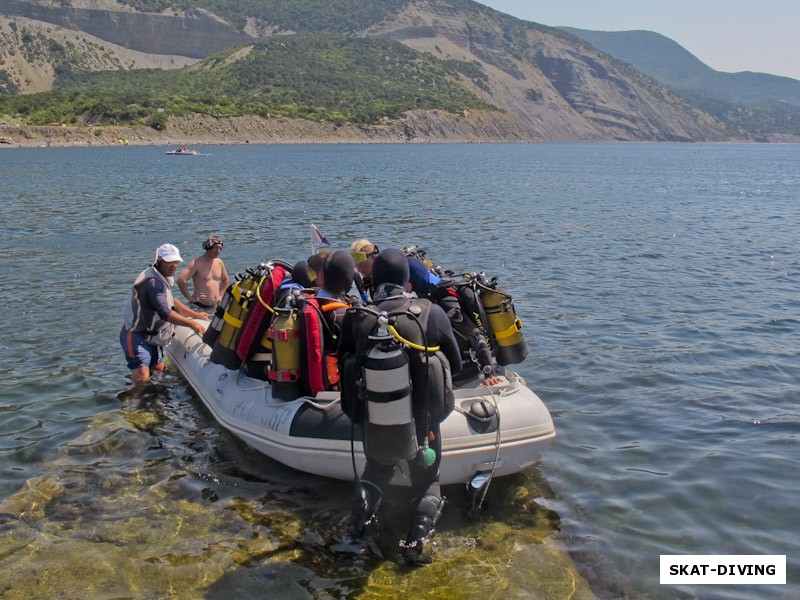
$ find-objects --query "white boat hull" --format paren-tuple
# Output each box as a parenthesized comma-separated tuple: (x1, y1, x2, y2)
(166, 324, 555, 486)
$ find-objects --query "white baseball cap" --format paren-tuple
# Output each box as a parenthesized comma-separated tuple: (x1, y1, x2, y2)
(155, 243, 183, 263)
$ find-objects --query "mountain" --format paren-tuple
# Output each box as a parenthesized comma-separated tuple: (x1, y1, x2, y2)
(560, 27, 800, 139)
(0, 0, 758, 141)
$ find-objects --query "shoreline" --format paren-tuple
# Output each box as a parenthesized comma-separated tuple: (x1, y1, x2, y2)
(2, 112, 799, 148)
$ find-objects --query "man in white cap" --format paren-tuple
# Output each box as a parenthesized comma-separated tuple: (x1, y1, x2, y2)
(120, 243, 209, 384)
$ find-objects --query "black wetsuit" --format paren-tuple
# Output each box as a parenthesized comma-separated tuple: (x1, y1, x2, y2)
(430, 283, 494, 383)
(338, 282, 462, 549)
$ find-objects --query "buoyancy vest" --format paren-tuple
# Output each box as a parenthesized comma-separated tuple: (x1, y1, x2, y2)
(432, 275, 528, 367)
(267, 294, 350, 400)
(124, 266, 175, 347)
(340, 299, 454, 449)
(209, 270, 262, 369)
(317, 297, 350, 390)
(235, 264, 286, 361)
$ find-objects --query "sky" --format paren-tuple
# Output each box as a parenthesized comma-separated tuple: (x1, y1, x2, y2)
(479, 1, 800, 81)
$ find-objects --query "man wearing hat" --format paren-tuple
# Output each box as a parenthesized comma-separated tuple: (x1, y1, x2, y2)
(121, 244, 209, 384)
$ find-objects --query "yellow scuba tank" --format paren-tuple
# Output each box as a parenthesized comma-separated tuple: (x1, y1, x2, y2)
(209, 271, 261, 369)
(267, 307, 303, 400)
(479, 283, 528, 366)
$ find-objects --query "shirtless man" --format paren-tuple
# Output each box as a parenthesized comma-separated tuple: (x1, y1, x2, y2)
(178, 236, 229, 314)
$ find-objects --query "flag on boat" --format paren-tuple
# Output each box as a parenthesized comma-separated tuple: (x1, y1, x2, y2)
(311, 223, 331, 247)
(310, 223, 331, 254)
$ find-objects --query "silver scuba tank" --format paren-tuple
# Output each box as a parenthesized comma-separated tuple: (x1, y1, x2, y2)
(361, 317, 417, 465)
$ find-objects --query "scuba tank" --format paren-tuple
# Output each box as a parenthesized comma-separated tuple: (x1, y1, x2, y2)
(265, 292, 349, 398)
(436, 273, 528, 367)
(477, 278, 528, 366)
(360, 316, 418, 465)
(209, 269, 261, 369)
(202, 277, 237, 348)
(235, 262, 287, 361)
(245, 264, 310, 381)
(267, 304, 303, 401)
(236, 261, 292, 380)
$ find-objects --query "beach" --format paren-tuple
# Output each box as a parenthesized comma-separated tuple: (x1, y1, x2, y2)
(0, 109, 542, 148)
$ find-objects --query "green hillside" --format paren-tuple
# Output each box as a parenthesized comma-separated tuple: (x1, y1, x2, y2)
(119, 0, 411, 32)
(0, 34, 493, 127)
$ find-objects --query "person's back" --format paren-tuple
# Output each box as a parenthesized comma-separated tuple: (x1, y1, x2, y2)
(337, 248, 461, 565)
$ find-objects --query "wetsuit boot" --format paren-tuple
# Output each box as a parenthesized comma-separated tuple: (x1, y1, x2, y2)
(345, 480, 382, 543)
(402, 493, 444, 565)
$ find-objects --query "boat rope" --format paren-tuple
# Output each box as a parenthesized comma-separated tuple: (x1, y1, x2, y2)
(454, 380, 503, 511)
(481, 383, 502, 509)
(184, 329, 204, 358)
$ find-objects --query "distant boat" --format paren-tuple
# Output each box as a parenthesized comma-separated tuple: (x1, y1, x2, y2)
(166, 146, 198, 155)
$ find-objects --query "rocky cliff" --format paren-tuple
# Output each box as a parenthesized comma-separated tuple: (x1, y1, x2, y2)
(2, 0, 250, 57)
(370, 4, 724, 141)
(0, 0, 732, 141)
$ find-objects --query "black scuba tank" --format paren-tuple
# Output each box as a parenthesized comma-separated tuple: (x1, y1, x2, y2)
(360, 330, 418, 465)
(202, 278, 236, 347)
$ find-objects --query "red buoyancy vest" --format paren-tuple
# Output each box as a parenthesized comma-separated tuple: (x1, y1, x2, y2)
(235, 265, 286, 361)
(304, 298, 350, 396)
(303, 297, 325, 395)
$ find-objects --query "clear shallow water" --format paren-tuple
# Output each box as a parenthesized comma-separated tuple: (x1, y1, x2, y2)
(0, 143, 798, 599)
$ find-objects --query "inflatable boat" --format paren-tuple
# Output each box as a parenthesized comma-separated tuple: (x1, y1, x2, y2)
(165, 323, 555, 488)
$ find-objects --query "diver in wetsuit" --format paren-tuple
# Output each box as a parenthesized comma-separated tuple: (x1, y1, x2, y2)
(337, 249, 462, 565)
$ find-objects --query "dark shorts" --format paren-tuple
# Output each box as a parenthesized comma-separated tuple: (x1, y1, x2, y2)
(120, 327, 163, 370)
(190, 302, 217, 315)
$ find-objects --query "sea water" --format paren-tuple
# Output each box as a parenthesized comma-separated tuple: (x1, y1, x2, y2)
(0, 142, 797, 599)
